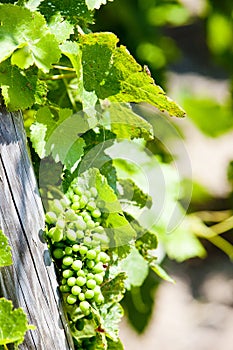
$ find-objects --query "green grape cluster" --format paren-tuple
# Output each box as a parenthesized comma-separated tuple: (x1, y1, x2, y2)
(45, 182, 110, 321)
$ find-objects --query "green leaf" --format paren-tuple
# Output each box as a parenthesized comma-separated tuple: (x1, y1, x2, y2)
(79, 33, 185, 118)
(0, 230, 12, 267)
(182, 96, 233, 137)
(122, 270, 160, 333)
(30, 107, 89, 171)
(149, 263, 175, 283)
(118, 178, 152, 209)
(0, 4, 61, 72)
(102, 103, 154, 140)
(0, 298, 34, 347)
(48, 14, 74, 44)
(120, 247, 149, 290)
(85, 0, 113, 11)
(39, 0, 94, 24)
(100, 303, 124, 341)
(0, 61, 38, 111)
(101, 272, 126, 304)
(107, 338, 124, 350)
(156, 218, 207, 262)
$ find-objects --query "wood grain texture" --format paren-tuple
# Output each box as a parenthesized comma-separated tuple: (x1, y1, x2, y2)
(0, 102, 74, 350)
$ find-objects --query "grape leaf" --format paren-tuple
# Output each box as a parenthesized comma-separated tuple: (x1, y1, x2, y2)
(101, 103, 154, 140)
(149, 263, 175, 283)
(118, 178, 152, 209)
(100, 303, 124, 341)
(0, 4, 61, 72)
(39, 0, 94, 24)
(119, 247, 149, 290)
(0, 230, 12, 267)
(30, 107, 88, 172)
(107, 338, 124, 350)
(0, 60, 38, 111)
(0, 298, 34, 347)
(79, 33, 185, 118)
(48, 14, 74, 44)
(101, 272, 126, 304)
(156, 217, 207, 262)
(85, 0, 113, 11)
(61, 41, 98, 111)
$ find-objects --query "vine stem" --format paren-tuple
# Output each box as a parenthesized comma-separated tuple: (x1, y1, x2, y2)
(53, 65, 75, 72)
(4, 344, 9, 350)
(42, 73, 77, 81)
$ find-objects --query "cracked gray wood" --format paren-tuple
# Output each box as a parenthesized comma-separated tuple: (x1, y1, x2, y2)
(0, 101, 74, 350)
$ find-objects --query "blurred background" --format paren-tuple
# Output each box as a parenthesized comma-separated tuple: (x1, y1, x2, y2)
(93, 1, 233, 349)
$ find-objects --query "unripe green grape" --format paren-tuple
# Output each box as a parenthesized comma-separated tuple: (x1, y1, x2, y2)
(83, 237, 92, 246)
(66, 228, 77, 242)
(62, 269, 73, 279)
(79, 246, 88, 255)
(52, 227, 63, 242)
(72, 260, 82, 271)
(76, 230, 84, 239)
(67, 277, 77, 287)
(85, 289, 94, 299)
(86, 249, 97, 260)
(97, 252, 110, 263)
(74, 186, 83, 196)
(86, 260, 95, 269)
(79, 301, 90, 315)
(94, 274, 104, 285)
(75, 318, 85, 331)
(94, 226, 104, 233)
(86, 201, 96, 212)
(79, 195, 88, 208)
(78, 292, 85, 301)
(45, 211, 57, 225)
(71, 202, 80, 211)
(76, 276, 86, 286)
(62, 256, 73, 266)
(51, 199, 64, 215)
(77, 269, 86, 277)
(86, 220, 95, 229)
(93, 285, 101, 296)
(60, 196, 70, 208)
(72, 194, 80, 202)
(67, 294, 77, 304)
(60, 285, 70, 293)
(71, 285, 81, 296)
(91, 209, 101, 219)
(61, 278, 67, 285)
(94, 293, 104, 304)
(75, 218, 87, 230)
(96, 199, 105, 208)
(90, 187, 98, 198)
(93, 262, 104, 274)
(72, 244, 80, 252)
(86, 279, 96, 290)
(85, 190, 92, 198)
(87, 273, 94, 280)
(56, 218, 66, 230)
(64, 246, 73, 255)
(53, 248, 64, 259)
(65, 209, 78, 221)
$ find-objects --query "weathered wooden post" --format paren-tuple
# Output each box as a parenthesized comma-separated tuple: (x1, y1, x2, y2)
(0, 98, 74, 349)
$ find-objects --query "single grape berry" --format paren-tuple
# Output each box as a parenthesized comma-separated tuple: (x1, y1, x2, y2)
(62, 256, 73, 266)
(79, 301, 90, 315)
(72, 260, 82, 271)
(53, 248, 64, 259)
(86, 279, 96, 290)
(71, 285, 81, 296)
(76, 276, 86, 286)
(45, 211, 57, 225)
(67, 294, 77, 304)
(85, 289, 94, 299)
(67, 277, 77, 287)
(86, 249, 97, 260)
